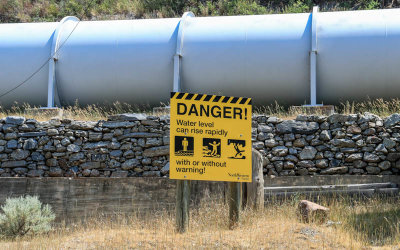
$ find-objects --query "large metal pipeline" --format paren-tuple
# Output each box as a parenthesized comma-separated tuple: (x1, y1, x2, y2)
(1, 8, 400, 107)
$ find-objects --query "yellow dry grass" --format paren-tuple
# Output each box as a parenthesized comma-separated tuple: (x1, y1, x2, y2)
(1, 196, 399, 249)
(3, 97, 400, 121)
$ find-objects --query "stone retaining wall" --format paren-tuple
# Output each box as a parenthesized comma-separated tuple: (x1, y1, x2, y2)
(1, 112, 400, 177)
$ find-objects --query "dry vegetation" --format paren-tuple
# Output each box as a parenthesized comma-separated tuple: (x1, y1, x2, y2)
(0, 195, 399, 249)
(4, 98, 400, 121)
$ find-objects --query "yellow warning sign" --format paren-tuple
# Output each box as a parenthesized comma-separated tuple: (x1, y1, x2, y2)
(170, 92, 252, 182)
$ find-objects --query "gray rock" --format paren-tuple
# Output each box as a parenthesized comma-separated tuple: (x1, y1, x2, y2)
(297, 160, 315, 168)
(267, 117, 279, 123)
(387, 153, 400, 162)
(46, 158, 58, 167)
(264, 139, 277, 148)
(319, 130, 331, 141)
(299, 146, 317, 160)
(88, 132, 103, 141)
(363, 152, 380, 163)
(23, 138, 38, 150)
(80, 162, 101, 170)
(83, 142, 109, 149)
(141, 120, 160, 126)
(366, 136, 381, 144)
(384, 113, 400, 127)
(293, 138, 307, 147)
(145, 138, 163, 147)
(31, 152, 44, 161)
(297, 168, 308, 176)
(121, 159, 140, 170)
(345, 153, 363, 162)
(340, 148, 358, 153)
(67, 144, 81, 152)
(346, 125, 361, 134)
(161, 163, 170, 175)
(328, 114, 348, 123)
(143, 146, 169, 157)
(366, 166, 381, 174)
(378, 161, 391, 170)
(6, 140, 18, 149)
(102, 121, 135, 128)
(258, 125, 273, 133)
(48, 167, 63, 177)
(18, 132, 47, 137)
(315, 159, 329, 169)
(363, 128, 376, 136)
(110, 150, 123, 158)
(118, 132, 162, 140)
(5, 116, 25, 125)
(283, 133, 295, 141)
(330, 159, 342, 167)
(383, 138, 396, 149)
(375, 144, 388, 153)
(272, 146, 288, 157)
(27, 169, 44, 177)
(354, 160, 367, 169)
(69, 152, 84, 161)
(283, 161, 295, 169)
(276, 121, 319, 135)
(69, 121, 97, 130)
(111, 170, 129, 178)
(321, 166, 348, 175)
(108, 113, 146, 121)
(123, 150, 135, 158)
(5, 133, 17, 140)
(90, 169, 100, 177)
(331, 139, 356, 148)
(109, 142, 121, 150)
(285, 155, 299, 163)
(47, 129, 59, 136)
(2, 160, 26, 168)
(82, 169, 91, 177)
(142, 171, 161, 177)
(11, 149, 30, 160)
(13, 167, 28, 175)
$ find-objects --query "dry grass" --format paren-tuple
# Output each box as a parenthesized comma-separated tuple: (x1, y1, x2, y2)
(3, 98, 400, 121)
(0, 195, 399, 249)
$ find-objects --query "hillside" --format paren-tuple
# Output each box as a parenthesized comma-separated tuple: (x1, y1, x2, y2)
(0, 0, 397, 23)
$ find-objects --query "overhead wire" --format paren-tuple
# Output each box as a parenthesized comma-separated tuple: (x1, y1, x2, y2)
(0, 0, 95, 100)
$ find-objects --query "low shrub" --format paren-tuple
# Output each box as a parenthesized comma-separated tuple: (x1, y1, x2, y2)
(0, 196, 55, 238)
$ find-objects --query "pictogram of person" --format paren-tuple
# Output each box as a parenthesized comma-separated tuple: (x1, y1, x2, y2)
(209, 141, 220, 156)
(234, 143, 245, 158)
(182, 138, 189, 151)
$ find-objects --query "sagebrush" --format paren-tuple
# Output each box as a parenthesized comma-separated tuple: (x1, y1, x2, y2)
(0, 196, 55, 238)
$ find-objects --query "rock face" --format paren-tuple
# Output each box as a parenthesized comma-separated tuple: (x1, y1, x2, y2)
(0, 112, 400, 178)
(276, 121, 319, 135)
(298, 200, 329, 223)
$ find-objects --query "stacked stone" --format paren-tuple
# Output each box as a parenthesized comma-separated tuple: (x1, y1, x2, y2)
(0, 114, 170, 178)
(2, 112, 400, 178)
(253, 113, 400, 176)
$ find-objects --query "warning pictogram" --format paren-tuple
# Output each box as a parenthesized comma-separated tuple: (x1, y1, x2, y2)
(227, 139, 246, 159)
(202, 138, 221, 158)
(175, 136, 194, 157)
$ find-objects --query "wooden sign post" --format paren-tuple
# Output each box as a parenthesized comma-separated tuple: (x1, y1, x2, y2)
(176, 179, 190, 233)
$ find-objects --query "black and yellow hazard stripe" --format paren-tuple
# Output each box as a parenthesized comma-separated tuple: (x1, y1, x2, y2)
(170, 92, 252, 105)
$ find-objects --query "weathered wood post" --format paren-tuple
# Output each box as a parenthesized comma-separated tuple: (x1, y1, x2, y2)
(228, 181, 242, 229)
(246, 149, 264, 210)
(176, 179, 190, 233)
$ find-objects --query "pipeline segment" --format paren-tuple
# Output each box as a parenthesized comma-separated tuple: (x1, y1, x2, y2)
(0, 8, 400, 107)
